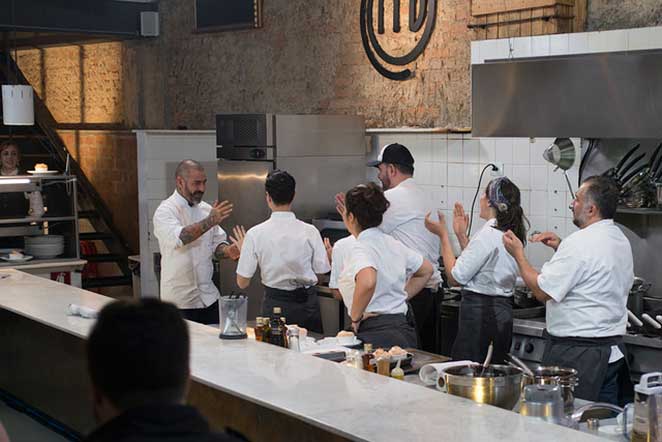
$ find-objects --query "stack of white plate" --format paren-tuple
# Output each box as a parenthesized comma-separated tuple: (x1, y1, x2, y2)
(24, 235, 65, 259)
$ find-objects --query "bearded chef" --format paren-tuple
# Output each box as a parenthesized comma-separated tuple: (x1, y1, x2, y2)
(503, 176, 634, 404)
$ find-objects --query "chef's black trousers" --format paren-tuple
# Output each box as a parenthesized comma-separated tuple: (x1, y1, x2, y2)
(409, 287, 440, 353)
(262, 286, 323, 333)
(357, 313, 418, 349)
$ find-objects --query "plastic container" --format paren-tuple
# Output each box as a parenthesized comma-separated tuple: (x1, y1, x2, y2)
(218, 294, 248, 340)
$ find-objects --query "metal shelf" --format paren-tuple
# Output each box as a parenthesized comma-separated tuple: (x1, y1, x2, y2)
(0, 216, 77, 225)
(616, 208, 662, 215)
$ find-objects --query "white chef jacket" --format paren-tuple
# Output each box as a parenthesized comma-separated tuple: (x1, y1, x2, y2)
(236, 211, 331, 290)
(381, 178, 442, 289)
(538, 219, 634, 340)
(329, 235, 357, 289)
(451, 218, 519, 297)
(349, 228, 424, 315)
(153, 191, 228, 309)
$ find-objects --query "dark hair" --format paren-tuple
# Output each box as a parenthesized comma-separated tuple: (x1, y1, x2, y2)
(582, 175, 619, 219)
(392, 163, 414, 176)
(486, 178, 529, 244)
(265, 169, 296, 205)
(0, 140, 19, 156)
(87, 299, 190, 410)
(345, 182, 390, 229)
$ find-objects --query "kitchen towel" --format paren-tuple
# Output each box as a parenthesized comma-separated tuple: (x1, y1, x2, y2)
(67, 303, 98, 319)
(419, 360, 473, 386)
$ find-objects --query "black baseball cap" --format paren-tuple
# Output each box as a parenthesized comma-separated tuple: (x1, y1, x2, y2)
(367, 143, 415, 168)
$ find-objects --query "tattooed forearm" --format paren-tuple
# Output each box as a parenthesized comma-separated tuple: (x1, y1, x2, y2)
(214, 243, 240, 260)
(179, 215, 216, 245)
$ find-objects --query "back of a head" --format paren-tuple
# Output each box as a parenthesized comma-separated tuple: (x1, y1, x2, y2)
(87, 299, 190, 410)
(487, 177, 529, 244)
(345, 182, 390, 229)
(583, 175, 619, 219)
(265, 169, 296, 205)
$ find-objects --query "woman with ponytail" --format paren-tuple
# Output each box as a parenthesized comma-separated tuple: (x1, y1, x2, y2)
(336, 183, 433, 348)
(425, 177, 529, 363)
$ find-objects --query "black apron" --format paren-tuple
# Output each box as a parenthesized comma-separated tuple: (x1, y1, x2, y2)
(262, 286, 323, 334)
(451, 290, 513, 364)
(409, 287, 440, 353)
(541, 330, 632, 403)
(356, 313, 418, 349)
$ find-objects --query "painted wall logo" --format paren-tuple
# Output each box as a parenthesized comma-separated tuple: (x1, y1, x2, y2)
(360, 0, 437, 81)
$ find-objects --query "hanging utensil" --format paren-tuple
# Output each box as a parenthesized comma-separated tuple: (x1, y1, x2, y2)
(617, 153, 646, 181)
(479, 341, 494, 377)
(615, 144, 641, 176)
(621, 163, 649, 187)
(506, 353, 534, 377)
(648, 142, 662, 168)
(579, 139, 596, 181)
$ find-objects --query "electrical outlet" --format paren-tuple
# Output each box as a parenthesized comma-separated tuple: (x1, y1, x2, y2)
(491, 162, 505, 177)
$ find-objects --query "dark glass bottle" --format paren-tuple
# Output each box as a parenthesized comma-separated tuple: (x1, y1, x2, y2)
(269, 307, 285, 347)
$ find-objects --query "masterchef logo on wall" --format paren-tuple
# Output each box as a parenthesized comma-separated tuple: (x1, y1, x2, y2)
(360, 0, 437, 81)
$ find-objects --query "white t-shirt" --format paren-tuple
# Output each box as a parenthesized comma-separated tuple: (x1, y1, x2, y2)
(451, 218, 519, 297)
(538, 219, 634, 338)
(236, 211, 331, 290)
(349, 228, 424, 315)
(153, 191, 228, 308)
(381, 178, 441, 289)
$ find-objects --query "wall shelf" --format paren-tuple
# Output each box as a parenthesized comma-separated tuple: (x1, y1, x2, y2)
(616, 208, 662, 216)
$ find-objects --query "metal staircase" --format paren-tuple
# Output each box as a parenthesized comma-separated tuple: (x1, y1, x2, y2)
(1, 51, 132, 290)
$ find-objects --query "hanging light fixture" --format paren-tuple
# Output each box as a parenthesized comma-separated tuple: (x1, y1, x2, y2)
(2, 0, 34, 126)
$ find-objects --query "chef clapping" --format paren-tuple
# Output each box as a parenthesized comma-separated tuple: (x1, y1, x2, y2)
(502, 176, 634, 404)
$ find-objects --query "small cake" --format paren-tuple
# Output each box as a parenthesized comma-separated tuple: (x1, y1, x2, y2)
(373, 348, 388, 359)
(34, 163, 48, 172)
(388, 346, 407, 357)
(337, 330, 355, 338)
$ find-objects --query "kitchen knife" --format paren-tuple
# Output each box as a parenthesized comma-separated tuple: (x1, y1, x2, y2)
(649, 142, 662, 168)
(615, 144, 641, 175)
(617, 152, 646, 180)
(620, 163, 648, 187)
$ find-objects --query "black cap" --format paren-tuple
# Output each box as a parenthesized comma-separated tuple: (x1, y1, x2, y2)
(367, 143, 415, 168)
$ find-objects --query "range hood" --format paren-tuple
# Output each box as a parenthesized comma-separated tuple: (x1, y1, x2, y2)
(472, 49, 662, 138)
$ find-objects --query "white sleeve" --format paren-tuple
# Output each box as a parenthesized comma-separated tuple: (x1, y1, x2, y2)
(153, 204, 184, 250)
(211, 226, 229, 251)
(404, 244, 425, 275)
(309, 228, 331, 274)
(350, 243, 377, 278)
(329, 243, 343, 289)
(537, 240, 585, 303)
(378, 189, 402, 234)
(451, 230, 492, 285)
(236, 230, 258, 278)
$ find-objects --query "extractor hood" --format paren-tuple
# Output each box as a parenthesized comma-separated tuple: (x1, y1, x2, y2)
(472, 49, 662, 138)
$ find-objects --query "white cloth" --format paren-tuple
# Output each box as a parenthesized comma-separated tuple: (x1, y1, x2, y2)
(329, 235, 358, 309)
(380, 178, 441, 289)
(349, 228, 424, 315)
(153, 191, 228, 309)
(451, 218, 519, 297)
(538, 219, 634, 339)
(419, 360, 474, 386)
(236, 211, 330, 290)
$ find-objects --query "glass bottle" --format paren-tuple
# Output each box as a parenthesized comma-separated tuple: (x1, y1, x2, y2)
(269, 307, 285, 347)
(280, 317, 288, 348)
(362, 343, 375, 372)
(255, 317, 264, 342)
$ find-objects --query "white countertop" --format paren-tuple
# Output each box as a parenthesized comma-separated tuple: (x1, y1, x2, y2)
(0, 258, 87, 271)
(0, 270, 609, 441)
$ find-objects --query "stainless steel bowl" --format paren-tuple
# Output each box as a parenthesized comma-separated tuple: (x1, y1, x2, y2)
(525, 366, 578, 411)
(440, 364, 525, 410)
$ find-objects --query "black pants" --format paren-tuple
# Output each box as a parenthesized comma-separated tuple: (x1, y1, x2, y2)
(180, 301, 219, 325)
(262, 286, 323, 334)
(451, 291, 513, 364)
(357, 313, 418, 349)
(409, 287, 439, 353)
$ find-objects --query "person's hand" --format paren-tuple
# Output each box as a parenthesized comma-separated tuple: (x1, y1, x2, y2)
(452, 202, 469, 238)
(323, 237, 333, 263)
(529, 231, 561, 251)
(502, 230, 525, 258)
(209, 200, 233, 225)
(424, 210, 447, 237)
(226, 225, 246, 260)
(351, 320, 360, 334)
(335, 192, 347, 218)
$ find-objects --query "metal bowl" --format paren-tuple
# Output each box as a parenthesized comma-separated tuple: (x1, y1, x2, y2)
(440, 364, 525, 410)
(524, 366, 578, 411)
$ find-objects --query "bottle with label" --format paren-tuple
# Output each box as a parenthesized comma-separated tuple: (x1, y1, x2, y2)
(362, 343, 375, 372)
(255, 317, 264, 342)
(269, 307, 285, 347)
(280, 317, 288, 348)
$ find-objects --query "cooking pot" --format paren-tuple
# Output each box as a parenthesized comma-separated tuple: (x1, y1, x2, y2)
(524, 366, 578, 412)
(438, 364, 525, 410)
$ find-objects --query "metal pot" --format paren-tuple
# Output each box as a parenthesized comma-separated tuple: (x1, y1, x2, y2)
(524, 366, 578, 412)
(439, 364, 525, 410)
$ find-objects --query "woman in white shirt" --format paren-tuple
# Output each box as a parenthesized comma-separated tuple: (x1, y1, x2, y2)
(425, 177, 527, 363)
(339, 183, 433, 349)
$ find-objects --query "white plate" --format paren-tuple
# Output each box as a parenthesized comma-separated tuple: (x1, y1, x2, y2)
(318, 337, 362, 347)
(27, 170, 58, 175)
(1, 255, 34, 263)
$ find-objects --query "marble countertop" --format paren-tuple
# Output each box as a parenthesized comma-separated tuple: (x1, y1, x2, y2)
(0, 270, 610, 441)
(0, 258, 87, 271)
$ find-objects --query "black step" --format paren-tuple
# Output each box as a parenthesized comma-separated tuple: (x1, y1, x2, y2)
(78, 210, 99, 219)
(82, 253, 123, 263)
(82, 275, 132, 288)
(80, 232, 113, 241)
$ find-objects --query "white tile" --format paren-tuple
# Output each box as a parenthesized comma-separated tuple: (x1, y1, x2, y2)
(547, 165, 568, 192)
(530, 166, 548, 190)
(549, 217, 566, 238)
(479, 138, 496, 163)
(531, 35, 550, 57)
(628, 27, 662, 51)
(530, 190, 548, 216)
(531, 138, 553, 165)
(463, 164, 480, 187)
(568, 32, 590, 54)
(528, 216, 548, 235)
(550, 34, 569, 56)
(511, 165, 531, 190)
(588, 29, 628, 53)
(429, 163, 447, 186)
(463, 187, 480, 211)
(495, 138, 514, 164)
(447, 187, 464, 209)
(463, 139, 480, 163)
(430, 186, 448, 210)
(512, 36, 532, 58)
(512, 138, 531, 165)
(407, 134, 432, 163)
(471, 41, 483, 64)
(448, 132, 464, 140)
(431, 135, 448, 163)
(447, 165, 464, 187)
(481, 38, 510, 61)
(547, 189, 566, 218)
(448, 139, 463, 163)
(520, 190, 531, 214)
(415, 162, 433, 185)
